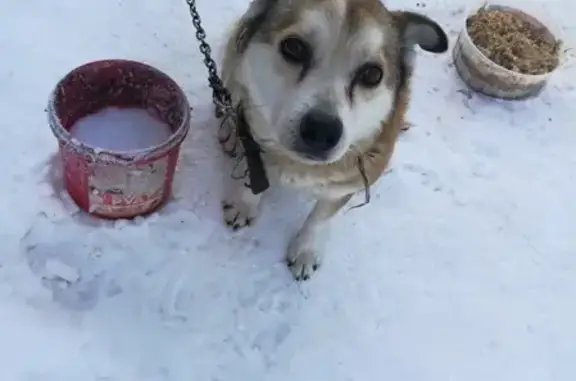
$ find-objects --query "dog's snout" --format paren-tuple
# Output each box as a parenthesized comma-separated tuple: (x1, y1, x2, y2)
(299, 110, 343, 153)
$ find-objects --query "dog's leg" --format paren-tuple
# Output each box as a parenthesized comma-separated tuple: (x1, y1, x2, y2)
(222, 180, 263, 231)
(218, 110, 265, 229)
(286, 194, 352, 281)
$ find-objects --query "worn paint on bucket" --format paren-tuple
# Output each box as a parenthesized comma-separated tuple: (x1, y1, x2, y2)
(47, 59, 191, 219)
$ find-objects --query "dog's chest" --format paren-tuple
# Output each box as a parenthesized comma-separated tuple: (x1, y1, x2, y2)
(262, 156, 353, 198)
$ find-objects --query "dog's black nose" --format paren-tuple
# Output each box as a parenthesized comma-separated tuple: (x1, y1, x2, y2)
(299, 110, 343, 153)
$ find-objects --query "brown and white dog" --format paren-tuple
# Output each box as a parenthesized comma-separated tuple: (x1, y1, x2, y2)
(218, 0, 448, 280)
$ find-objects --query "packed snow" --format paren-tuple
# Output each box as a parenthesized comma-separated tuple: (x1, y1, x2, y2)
(0, 0, 575, 380)
(70, 107, 173, 151)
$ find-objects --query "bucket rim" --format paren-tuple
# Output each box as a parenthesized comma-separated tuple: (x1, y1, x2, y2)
(47, 59, 191, 166)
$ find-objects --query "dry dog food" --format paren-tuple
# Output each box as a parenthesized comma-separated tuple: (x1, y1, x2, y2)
(466, 8, 560, 75)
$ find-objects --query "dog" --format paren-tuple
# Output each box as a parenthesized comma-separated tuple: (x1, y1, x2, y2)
(217, 0, 448, 280)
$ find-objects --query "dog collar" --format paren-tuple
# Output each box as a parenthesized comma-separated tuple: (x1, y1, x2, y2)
(236, 106, 270, 195)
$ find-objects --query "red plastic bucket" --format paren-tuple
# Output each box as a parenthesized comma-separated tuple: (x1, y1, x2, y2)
(47, 59, 191, 219)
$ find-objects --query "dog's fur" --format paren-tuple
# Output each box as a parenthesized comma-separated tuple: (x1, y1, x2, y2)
(218, 0, 448, 280)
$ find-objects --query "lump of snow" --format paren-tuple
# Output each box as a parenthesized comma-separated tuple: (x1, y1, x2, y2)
(44, 259, 80, 283)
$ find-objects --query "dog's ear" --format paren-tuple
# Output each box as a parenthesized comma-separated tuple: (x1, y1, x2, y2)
(392, 11, 448, 53)
(235, 0, 280, 53)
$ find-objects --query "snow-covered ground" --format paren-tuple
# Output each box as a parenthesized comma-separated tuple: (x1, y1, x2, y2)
(1, 0, 575, 379)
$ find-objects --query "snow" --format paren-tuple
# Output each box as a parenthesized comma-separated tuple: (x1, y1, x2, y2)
(69, 107, 173, 151)
(0, 0, 574, 380)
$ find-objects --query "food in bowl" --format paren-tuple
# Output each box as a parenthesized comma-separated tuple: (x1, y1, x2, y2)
(466, 7, 561, 75)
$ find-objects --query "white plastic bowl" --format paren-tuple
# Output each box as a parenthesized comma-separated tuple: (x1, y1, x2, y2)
(453, 4, 561, 100)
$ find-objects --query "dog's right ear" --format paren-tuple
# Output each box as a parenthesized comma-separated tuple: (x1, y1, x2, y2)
(235, 0, 280, 53)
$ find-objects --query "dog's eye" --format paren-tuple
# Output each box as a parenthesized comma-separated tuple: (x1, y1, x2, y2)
(355, 63, 383, 88)
(279, 36, 311, 64)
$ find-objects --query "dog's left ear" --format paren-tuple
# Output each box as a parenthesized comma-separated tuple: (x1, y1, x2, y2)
(392, 11, 448, 53)
(235, 0, 279, 53)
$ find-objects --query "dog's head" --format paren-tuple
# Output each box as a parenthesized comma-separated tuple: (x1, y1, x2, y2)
(230, 0, 448, 164)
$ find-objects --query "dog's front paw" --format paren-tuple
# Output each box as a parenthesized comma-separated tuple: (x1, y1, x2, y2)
(286, 232, 323, 281)
(222, 191, 261, 231)
(222, 200, 258, 231)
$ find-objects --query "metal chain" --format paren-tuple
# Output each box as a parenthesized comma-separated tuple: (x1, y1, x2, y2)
(185, 0, 241, 159)
(185, 0, 234, 118)
(185, 0, 271, 193)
